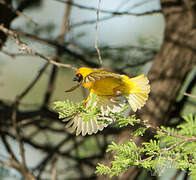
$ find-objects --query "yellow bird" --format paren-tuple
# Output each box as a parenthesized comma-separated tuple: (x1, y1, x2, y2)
(65, 67, 150, 136)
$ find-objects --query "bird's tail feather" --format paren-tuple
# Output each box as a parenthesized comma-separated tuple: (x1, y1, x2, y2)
(126, 74, 150, 112)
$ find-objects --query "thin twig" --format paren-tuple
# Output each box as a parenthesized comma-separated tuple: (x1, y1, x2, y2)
(12, 102, 28, 175)
(95, 0, 103, 65)
(58, 0, 72, 44)
(1, 50, 33, 58)
(0, 24, 77, 71)
(12, 29, 99, 67)
(141, 140, 186, 163)
(145, 122, 196, 141)
(17, 63, 49, 102)
(0, 134, 19, 163)
(56, 0, 162, 16)
(0, 0, 37, 25)
(51, 156, 58, 180)
(70, 14, 114, 28)
(184, 92, 196, 99)
(69, 0, 161, 29)
(0, 160, 20, 172)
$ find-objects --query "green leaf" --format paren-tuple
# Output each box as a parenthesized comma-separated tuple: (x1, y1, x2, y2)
(177, 114, 196, 136)
(133, 127, 146, 136)
(96, 163, 111, 175)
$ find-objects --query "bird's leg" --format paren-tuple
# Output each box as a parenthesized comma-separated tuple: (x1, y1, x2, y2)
(113, 87, 122, 96)
(108, 86, 122, 102)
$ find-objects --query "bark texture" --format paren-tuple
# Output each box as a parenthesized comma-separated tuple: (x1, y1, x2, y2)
(98, 0, 196, 179)
(140, 0, 196, 126)
(0, 0, 14, 48)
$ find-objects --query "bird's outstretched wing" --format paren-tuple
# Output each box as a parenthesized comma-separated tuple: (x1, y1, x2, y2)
(83, 71, 122, 84)
(64, 92, 126, 136)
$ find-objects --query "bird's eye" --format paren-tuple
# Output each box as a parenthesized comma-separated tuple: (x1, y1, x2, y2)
(73, 73, 83, 82)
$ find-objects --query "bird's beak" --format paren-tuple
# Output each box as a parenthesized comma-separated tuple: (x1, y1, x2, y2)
(73, 77, 79, 81)
(65, 82, 82, 92)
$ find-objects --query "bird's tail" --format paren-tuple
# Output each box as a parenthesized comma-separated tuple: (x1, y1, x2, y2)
(125, 74, 150, 112)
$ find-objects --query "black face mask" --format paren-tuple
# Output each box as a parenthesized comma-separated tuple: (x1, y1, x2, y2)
(73, 73, 83, 82)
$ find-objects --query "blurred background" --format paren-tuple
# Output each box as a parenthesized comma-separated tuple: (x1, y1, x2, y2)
(0, 0, 195, 179)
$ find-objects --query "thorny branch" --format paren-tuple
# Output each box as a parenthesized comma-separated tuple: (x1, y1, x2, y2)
(14, 29, 100, 68)
(95, 0, 103, 65)
(0, 24, 77, 71)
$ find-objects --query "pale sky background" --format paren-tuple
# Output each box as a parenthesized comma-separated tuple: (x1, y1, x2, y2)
(69, 0, 164, 47)
(12, 0, 165, 48)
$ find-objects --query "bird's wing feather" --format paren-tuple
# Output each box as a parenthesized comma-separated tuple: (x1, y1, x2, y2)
(65, 92, 126, 136)
(126, 74, 150, 112)
(84, 71, 122, 84)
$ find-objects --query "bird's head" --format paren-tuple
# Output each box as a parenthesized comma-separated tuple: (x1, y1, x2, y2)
(73, 67, 94, 82)
(65, 67, 94, 92)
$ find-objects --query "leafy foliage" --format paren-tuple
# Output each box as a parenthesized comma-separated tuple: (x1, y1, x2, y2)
(115, 113, 140, 127)
(54, 96, 104, 125)
(54, 100, 85, 119)
(54, 98, 196, 179)
(54, 96, 139, 125)
(178, 114, 196, 136)
(96, 114, 196, 179)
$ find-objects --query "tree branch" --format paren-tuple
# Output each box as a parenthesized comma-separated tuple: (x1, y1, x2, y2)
(56, 0, 162, 16)
(0, 24, 77, 71)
